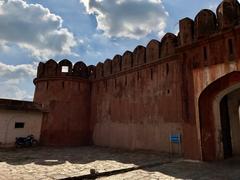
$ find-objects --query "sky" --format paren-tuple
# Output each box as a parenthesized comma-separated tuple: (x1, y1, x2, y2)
(0, 0, 226, 100)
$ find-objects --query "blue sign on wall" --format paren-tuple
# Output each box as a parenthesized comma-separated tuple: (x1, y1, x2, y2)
(170, 134, 181, 144)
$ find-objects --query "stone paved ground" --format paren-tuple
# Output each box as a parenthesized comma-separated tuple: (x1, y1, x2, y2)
(0, 147, 239, 180)
(101, 157, 240, 180)
(0, 146, 172, 180)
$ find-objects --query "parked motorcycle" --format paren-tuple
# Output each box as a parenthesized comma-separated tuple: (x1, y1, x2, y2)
(15, 135, 38, 148)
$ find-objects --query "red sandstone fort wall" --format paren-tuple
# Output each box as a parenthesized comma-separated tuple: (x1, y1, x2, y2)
(33, 0, 240, 160)
(34, 60, 91, 146)
(90, 53, 183, 153)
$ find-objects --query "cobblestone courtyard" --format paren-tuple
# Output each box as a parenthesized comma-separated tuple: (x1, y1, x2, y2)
(0, 147, 239, 180)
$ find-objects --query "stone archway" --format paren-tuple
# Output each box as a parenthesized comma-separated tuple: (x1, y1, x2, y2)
(199, 71, 240, 161)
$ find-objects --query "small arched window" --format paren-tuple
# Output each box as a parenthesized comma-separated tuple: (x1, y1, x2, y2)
(61, 66, 69, 73)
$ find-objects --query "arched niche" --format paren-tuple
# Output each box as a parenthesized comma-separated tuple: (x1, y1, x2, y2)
(146, 39, 161, 62)
(122, 51, 133, 71)
(194, 9, 217, 39)
(58, 59, 72, 75)
(179, 17, 194, 45)
(199, 71, 240, 161)
(133, 45, 146, 66)
(96, 62, 104, 79)
(44, 59, 58, 76)
(37, 62, 45, 78)
(217, 0, 240, 29)
(161, 33, 178, 58)
(88, 65, 96, 79)
(112, 55, 122, 73)
(73, 61, 88, 78)
(103, 59, 112, 77)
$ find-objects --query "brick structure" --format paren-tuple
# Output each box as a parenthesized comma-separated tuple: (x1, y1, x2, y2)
(33, 0, 240, 161)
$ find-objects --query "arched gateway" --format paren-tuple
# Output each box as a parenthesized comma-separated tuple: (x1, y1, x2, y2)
(199, 71, 240, 161)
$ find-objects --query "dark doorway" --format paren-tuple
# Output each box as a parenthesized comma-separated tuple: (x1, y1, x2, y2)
(198, 72, 240, 161)
(220, 96, 233, 158)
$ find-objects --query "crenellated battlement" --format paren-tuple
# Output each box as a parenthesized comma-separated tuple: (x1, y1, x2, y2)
(35, 0, 240, 82)
(36, 59, 96, 80)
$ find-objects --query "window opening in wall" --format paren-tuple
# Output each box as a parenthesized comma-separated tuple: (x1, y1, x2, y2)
(137, 72, 140, 80)
(151, 68, 153, 80)
(144, 52, 147, 63)
(61, 66, 69, 73)
(203, 46, 208, 60)
(15, 122, 25, 129)
(228, 39, 234, 55)
(115, 79, 117, 88)
(166, 63, 169, 76)
(119, 61, 122, 71)
(167, 89, 170, 94)
(62, 81, 65, 89)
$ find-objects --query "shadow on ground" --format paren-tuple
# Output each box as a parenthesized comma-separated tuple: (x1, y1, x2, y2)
(139, 157, 240, 180)
(0, 146, 173, 166)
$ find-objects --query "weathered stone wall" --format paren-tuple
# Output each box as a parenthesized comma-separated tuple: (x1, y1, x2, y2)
(33, 0, 240, 160)
(34, 60, 91, 146)
(89, 0, 240, 159)
(90, 57, 183, 154)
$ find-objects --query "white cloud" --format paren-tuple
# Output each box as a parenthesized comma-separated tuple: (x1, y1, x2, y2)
(0, 85, 32, 100)
(0, 41, 10, 52)
(80, 0, 168, 39)
(0, 0, 77, 58)
(0, 62, 37, 100)
(0, 62, 36, 78)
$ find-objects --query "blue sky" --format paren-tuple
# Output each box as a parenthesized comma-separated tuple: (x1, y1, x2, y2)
(0, 0, 225, 100)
